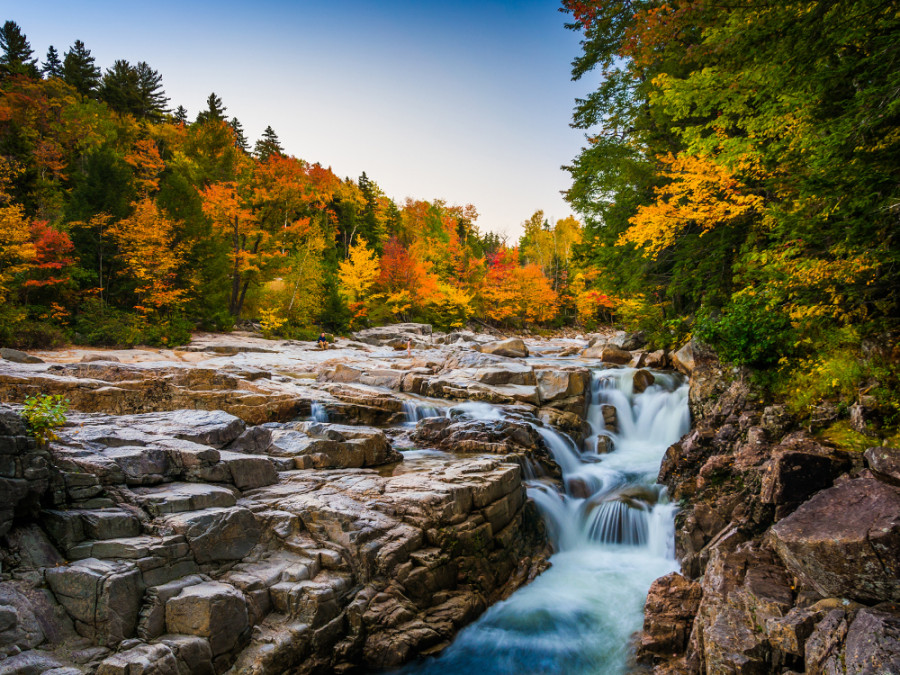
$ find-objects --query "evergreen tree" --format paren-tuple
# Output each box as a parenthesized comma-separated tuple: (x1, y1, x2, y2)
(254, 125, 283, 160)
(62, 39, 101, 97)
(195, 92, 226, 124)
(134, 62, 168, 120)
(42, 45, 62, 78)
(229, 117, 249, 152)
(0, 21, 39, 79)
(100, 59, 141, 115)
(173, 105, 189, 125)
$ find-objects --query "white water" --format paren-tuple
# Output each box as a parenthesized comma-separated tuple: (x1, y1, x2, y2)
(396, 367, 689, 675)
(309, 402, 329, 423)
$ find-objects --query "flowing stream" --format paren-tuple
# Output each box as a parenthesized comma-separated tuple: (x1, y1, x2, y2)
(396, 367, 690, 675)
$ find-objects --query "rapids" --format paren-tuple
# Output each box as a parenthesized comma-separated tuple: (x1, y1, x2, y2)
(395, 367, 690, 674)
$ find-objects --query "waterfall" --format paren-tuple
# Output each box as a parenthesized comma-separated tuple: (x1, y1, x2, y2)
(309, 402, 329, 423)
(403, 400, 442, 425)
(396, 366, 690, 675)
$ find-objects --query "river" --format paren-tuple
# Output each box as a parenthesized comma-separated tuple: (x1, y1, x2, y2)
(395, 367, 690, 675)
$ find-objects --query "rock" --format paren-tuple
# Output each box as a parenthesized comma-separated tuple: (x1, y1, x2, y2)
(80, 353, 121, 363)
(769, 477, 900, 603)
(638, 572, 702, 663)
(0, 349, 43, 364)
(608, 331, 646, 351)
(599, 346, 631, 364)
(166, 582, 249, 656)
(671, 342, 697, 375)
(534, 367, 589, 404)
(129, 483, 236, 516)
(45, 558, 143, 646)
(633, 369, 655, 394)
(95, 643, 179, 675)
(865, 446, 900, 486)
(645, 350, 668, 369)
(841, 607, 900, 674)
(479, 338, 528, 359)
(0, 650, 65, 674)
(601, 404, 618, 434)
(162, 507, 260, 564)
(760, 436, 853, 514)
(804, 609, 848, 674)
(156, 634, 214, 675)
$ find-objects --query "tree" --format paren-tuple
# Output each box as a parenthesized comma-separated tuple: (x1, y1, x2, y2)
(0, 21, 38, 79)
(0, 203, 35, 302)
(41, 46, 62, 78)
(134, 62, 168, 120)
(100, 60, 140, 115)
(229, 117, 249, 152)
(23, 221, 75, 299)
(110, 198, 186, 315)
(338, 236, 380, 325)
(62, 40, 101, 97)
(195, 92, 226, 124)
(254, 125, 283, 160)
(173, 105, 189, 125)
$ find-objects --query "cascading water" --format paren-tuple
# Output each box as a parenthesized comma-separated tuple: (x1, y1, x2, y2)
(402, 400, 443, 426)
(396, 367, 690, 674)
(309, 402, 329, 423)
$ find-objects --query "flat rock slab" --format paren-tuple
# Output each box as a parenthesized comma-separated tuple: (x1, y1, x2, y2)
(130, 483, 237, 515)
(770, 477, 900, 603)
(162, 507, 260, 563)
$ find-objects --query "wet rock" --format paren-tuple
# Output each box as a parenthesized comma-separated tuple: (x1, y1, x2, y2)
(534, 367, 589, 404)
(769, 477, 900, 603)
(594, 346, 631, 364)
(478, 338, 528, 358)
(633, 369, 655, 394)
(638, 573, 702, 663)
(601, 404, 618, 434)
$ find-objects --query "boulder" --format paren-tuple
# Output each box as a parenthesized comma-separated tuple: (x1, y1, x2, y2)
(633, 369, 655, 394)
(479, 338, 528, 359)
(534, 368, 589, 404)
(645, 350, 668, 369)
(80, 353, 121, 363)
(45, 558, 143, 646)
(0, 348, 43, 364)
(865, 446, 900, 486)
(769, 477, 900, 603)
(95, 643, 179, 675)
(638, 572, 702, 662)
(598, 346, 631, 365)
(165, 582, 249, 656)
(608, 331, 646, 351)
(0, 650, 65, 674)
(841, 607, 900, 674)
(671, 342, 697, 375)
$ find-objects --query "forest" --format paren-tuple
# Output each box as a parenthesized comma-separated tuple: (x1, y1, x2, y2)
(1, 1, 899, 428)
(561, 0, 899, 428)
(0, 20, 582, 349)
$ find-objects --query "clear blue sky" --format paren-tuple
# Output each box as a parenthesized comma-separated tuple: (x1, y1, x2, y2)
(12, 1, 592, 239)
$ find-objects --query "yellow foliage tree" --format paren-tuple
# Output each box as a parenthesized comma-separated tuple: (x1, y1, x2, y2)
(110, 199, 187, 314)
(338, 236, 380, 304)
(0, 204, 35, 303)
(621, 153, 763, 257)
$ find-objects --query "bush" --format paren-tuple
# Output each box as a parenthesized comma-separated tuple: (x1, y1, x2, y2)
(0, 306, 68, 349)
(694, 292, 794, 368)
(72, 300, 192, 347)
(22, 394, 69, 445)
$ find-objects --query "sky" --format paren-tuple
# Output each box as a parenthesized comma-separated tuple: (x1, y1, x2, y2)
(11, 1, 593, 239)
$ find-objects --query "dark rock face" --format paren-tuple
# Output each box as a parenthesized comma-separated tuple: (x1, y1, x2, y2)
(769, 477, 900, 603)
(639, 341, 900, 675)
(0, 408, 48, 537)
(638, 572, 702, 663)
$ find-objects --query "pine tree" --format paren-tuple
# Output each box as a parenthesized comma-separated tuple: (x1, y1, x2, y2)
(62, 39, 101, 97)
(42, 45, 62, 78)
(173, 105, 189, 125)
(229, 117, 249, 152)
(254, 125, 283, 160)
(195, 92, 226, 124)
(100, 59, 141, 115)
(134, 62, 168, 120)
(0, 21, 39, 79)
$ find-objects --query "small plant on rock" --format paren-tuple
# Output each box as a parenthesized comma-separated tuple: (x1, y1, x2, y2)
(22, 394, 69, 445)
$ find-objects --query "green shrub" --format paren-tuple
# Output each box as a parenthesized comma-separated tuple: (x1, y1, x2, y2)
(72, 300, 192, 347)
(22, 394, 69, 445)
(694, 292, 794, 368)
